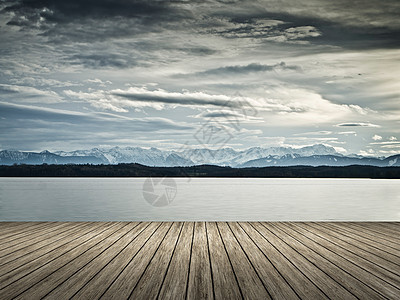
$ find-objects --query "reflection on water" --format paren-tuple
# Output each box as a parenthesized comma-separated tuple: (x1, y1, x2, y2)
(0, 177, 399, 221)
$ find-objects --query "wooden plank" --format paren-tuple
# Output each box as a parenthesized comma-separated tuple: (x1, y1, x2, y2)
(0, 222, 43, 233)
(186, 221, 214, 300)
(257, 222, 356, 299)
(240, 222, 326, 299)
(382, 222, 400, 230)
(71, 222, 160, 300)
(157, 222, 194, 300)
(206, 222, 241, 300)
(0, 222, 399, 300)
(37, 223, 147, 299)
(329, 222, 400, 255)
(0, 222, 88, 265)
(0, 223, 115, 289)
(0, 222, 81, 252)
(128, 222, 184, 299)
(363, 221, 400, 232)
(301, 223, 400, 288)
(217, 222, 271, 299)
(0, 223, 106, 278)
(0, 223, 67, 246)
(323, 222, 400, 258)
(14, 222, 139, 300)
(0, 222, 128, 299)
(0, 222, 19, 227)
(363, 223, 400, 239)
(382, 222, 400, 233)
(288, 222, 400, 299)
(100, 222, 172, 300)
(0, 222, 49, 240)
(310, 223, 400, 272)
(350, 223, 400, 244)
(274, 222, 384, 300)
(230, 222, 299, 299)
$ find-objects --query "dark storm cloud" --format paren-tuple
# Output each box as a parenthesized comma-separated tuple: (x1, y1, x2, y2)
(112, 89, 242, 108)
(69, 54, 137, 69)
(210, 15, 400, 50)
(2, 0, 193, 41)
(3, 0, 400, 50)
(206, 0, 400, 50)
(336, 123, 380, 128)
(177, 62, 301, 78)
(3, 0, 183, 23)
(114, 93, 239, 107)
(182, 47, 218, 56)
(114, 93, 237, 108)
(203, 112, 240, 118)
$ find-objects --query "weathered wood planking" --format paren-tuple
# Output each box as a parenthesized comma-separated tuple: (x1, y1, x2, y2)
(0, 222, 399, 300)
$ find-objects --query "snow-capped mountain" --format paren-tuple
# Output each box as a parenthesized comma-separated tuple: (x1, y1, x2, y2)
(239, 154, 400, 167)
(55, 144, 339, 166)
(0, 150, 103, 165)
(1, 144, 399, 167)
(55, 146, 194, 166)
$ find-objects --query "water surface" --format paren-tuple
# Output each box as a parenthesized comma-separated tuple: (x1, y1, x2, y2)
(0, 178, 399, 221)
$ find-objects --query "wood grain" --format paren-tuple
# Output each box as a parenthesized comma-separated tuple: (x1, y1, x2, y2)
(0, 222, 398, 300)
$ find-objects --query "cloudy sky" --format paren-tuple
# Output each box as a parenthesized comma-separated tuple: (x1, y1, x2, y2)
(0, 0, 399, 156)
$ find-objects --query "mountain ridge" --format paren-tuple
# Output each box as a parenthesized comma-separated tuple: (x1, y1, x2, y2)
(1, 145, 399, 167)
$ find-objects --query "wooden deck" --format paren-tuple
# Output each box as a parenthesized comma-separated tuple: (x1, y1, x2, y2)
(0, 222, 399, 299)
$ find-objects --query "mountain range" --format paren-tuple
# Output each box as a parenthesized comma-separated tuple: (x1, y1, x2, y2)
(1, 145, 399, 167)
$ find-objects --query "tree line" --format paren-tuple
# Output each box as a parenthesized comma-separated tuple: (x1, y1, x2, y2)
(1, 163, 400, 178)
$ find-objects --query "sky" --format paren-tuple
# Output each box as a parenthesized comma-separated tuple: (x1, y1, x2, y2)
(0, 0, 399, 156)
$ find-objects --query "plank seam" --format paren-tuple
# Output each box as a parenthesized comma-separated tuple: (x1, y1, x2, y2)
(269, 222, 360, 299)
(0, 222, 83, 253)
(0, 222, 89, 262)
(155, 222, 185, 300)
(126, 223, 174, 299)
(49, 222, 148, 299)
(227, 222, 273, 299)
(250, 222, 330, 299)
(9, 222, 131, 298)
(205, 222, 216, 300)
(315, 223, 400, 266)
(237, 222, 301, 300)
(0, 222, 114, 280)
(216, 222, 244, 300)
(300, 223, 400, 287)
(184, 222, 195, 300)
(287, 222, 396, 298)
(97, 222, 163, 299)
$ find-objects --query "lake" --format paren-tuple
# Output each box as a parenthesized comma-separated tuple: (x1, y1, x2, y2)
(0, 177, 399, 221)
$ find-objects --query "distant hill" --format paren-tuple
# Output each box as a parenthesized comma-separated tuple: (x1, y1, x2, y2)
(1, 145, 399, 167)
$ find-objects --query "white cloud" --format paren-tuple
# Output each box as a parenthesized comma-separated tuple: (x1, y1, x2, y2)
(293, 131, 332, 136)
(284, 26, 321, 39)
(370, 141, 400, 145)
(359, 149, 376, 156)
(338, 131, 357, 135)
(85, 78, 112, 86)
(372, 134, 382, 140)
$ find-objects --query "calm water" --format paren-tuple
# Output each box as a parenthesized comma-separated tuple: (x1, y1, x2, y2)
(0, 177, 399, 221)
